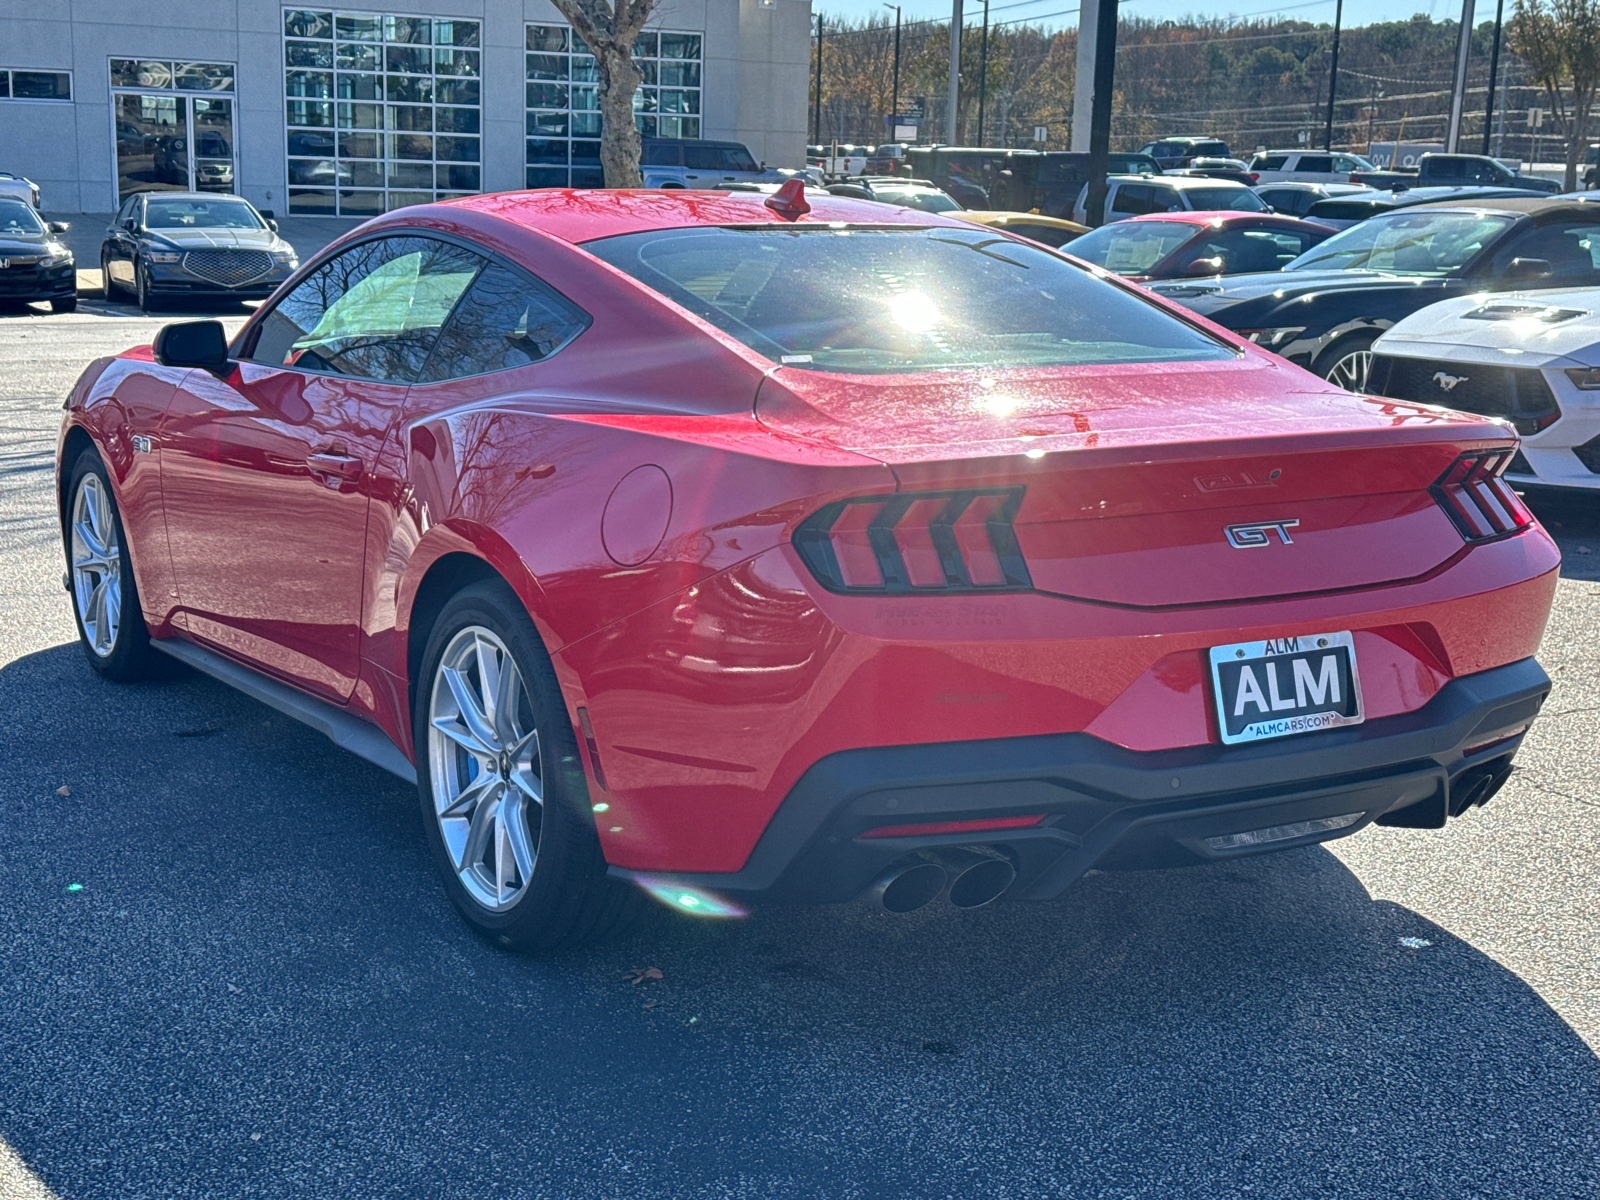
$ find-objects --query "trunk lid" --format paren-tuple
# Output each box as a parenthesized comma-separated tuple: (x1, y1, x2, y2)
(757, 355, 1515, 607)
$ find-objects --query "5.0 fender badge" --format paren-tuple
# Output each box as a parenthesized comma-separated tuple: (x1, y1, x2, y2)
(1225, 519, 1300, 548)
(131, 435, 154, 454)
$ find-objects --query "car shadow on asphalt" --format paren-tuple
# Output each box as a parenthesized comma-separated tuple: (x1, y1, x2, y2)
(1, 641, 1596, 1198)
(1525, 489, 1600, 583)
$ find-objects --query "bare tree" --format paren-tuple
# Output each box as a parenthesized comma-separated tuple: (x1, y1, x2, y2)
(1511, 0, 1600, 189)
(548, 0, 656, 186)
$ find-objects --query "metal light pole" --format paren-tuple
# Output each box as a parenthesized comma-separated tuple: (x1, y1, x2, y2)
(1446, 0, 1476, 152)
(1324, 0, 1343, 150)
(947, 0, 963, 144)
(1481, 0, 1505, 155)
(813, 14, 823, 144)
(1084, 0, 1119, 225)
(978, 0, 991, 145)
(885, 4, 901, 134)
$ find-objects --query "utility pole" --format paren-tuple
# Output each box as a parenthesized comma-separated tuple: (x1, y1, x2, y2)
(1324, 0, 1343, 150)
(1084, 0, 1119, 225)
(813, 14, 823, 145)
(978, 0, 991, 145)
(1445, 0, 1476, 152)
(946, 0, 963, 144)
(885, 4, 902, 134)
(1481, 0, 1505, 155)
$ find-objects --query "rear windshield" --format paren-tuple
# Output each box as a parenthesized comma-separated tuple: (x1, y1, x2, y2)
(1184, 187, 1267, 212)
(585, 225, 1233, 374)
(1306, 200, 1383, 220)
(1065, 219, 1196, 273)
(874, 188, 963, 213)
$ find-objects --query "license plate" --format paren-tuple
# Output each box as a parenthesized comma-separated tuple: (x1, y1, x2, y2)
(1209, 631, 1364, 746)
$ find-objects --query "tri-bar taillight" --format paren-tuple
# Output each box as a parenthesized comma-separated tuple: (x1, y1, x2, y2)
(793, 488, 1032, 594)
(1431, 450, 1534, 542)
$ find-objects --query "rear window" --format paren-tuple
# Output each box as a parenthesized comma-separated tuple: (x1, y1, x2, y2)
(585, 225, 1233, 375)
(1306, 199, 1385, 220)
(875, 188, 963, 213)
(1252, 155, 1288, 170)
(1183, 187, 1267, 212)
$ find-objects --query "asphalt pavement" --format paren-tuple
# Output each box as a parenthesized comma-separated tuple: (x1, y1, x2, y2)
(1, 299, 1597, 1199)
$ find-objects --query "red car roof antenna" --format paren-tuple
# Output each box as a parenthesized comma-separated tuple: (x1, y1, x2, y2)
(764, 178, 811, 221)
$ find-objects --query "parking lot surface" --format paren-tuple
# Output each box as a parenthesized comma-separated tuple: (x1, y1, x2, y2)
(1, 301, 1597, 1199)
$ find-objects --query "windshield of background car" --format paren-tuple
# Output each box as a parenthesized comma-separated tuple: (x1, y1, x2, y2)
(1285, 209, 1515, 275)
(1186, 187, 1267, 211)
(876, 188, 963, 213)
(585, 225, 1234, 374)
(0, 200, 44, 236)
(1064, 220, 1196, 272)
(145, 199, 264, 230)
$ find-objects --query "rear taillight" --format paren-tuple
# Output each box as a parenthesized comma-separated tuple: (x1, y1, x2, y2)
(793, 488, 1032, 594)
(1431, 450, 1534, 542)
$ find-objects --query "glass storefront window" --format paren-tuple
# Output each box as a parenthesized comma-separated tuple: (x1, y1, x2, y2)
(524, 23, 703, 188)
(285, 9, 482, 215)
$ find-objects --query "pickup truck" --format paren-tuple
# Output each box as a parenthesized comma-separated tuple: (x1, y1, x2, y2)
(1351, 152, 1560, 194)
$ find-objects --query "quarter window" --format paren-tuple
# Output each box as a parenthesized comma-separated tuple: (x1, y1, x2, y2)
(420, 262, 590, 380)
(248, 235, 483, 382)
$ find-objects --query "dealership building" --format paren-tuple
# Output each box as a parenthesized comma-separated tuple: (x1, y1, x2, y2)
(2, 1, 811, 215)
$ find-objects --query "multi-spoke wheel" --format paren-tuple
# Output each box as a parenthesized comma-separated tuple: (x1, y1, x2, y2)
(414, 580, 639, 950)
(428, 626, 544, 912)
(64, 448, 154, 679)
(1317, 335, 1377, 394)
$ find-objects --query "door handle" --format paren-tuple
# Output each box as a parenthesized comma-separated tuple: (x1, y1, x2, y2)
(306, 452, 363, 487)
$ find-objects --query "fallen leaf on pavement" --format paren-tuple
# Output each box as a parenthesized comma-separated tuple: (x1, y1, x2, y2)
(54, 786, 71, 797)
(226, 982, 243, 995)
(626, 966, 664, 985)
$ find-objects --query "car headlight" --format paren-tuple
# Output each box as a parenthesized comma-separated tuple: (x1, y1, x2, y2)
(147, 250, 182, 263)
(1565, 367, 1600, 389)
(1238, 327, 1306, 348)
(272, 249, 299, 267)
(42, 246, 73, 267)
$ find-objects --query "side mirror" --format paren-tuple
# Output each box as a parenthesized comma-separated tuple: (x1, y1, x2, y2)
(1504, 257, 1553, 283)
(266, 218, 280, 233)
(122, 218, 139, 231)
(48, 221, 70, 233)
(1184, 256, 1225, 277)
(153, 320, 231, 376)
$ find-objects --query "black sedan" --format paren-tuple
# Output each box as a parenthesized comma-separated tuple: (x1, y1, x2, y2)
(101, 192, 299, 312)
(0, 199, 75, 313)
(1150, 196, 1600, 390)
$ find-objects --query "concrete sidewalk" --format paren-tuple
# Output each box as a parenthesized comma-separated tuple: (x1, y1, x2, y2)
(47, 211, 365, 297)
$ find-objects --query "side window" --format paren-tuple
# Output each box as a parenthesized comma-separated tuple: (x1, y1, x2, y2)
(1332, 156, 1361, 173)
(1255, 155, 1288, 170)
(1111, 184, 1149, 215)
(1149, 186, 1181, 211)
(684, 145, 724, 171)
(116, 196, 138, 225)
(642, 142, 680, 166)
(1296, 155, 1333, 174)
(247, 235, 484, 382)
(1492, 222, 1600, 284)
(419, 261, 591, 381)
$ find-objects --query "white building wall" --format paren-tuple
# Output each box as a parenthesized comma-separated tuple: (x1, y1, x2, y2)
(0, 0, 811, 213)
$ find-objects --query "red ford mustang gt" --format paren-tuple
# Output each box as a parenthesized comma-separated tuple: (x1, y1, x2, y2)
(57, 187, 1557, 948)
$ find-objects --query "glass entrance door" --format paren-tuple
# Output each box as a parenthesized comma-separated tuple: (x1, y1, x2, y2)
(114, 92, 237, 202)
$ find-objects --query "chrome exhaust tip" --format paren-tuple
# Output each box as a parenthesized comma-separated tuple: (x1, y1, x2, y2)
(873, 861, 947, 914)
(938, 848, 1017, 910)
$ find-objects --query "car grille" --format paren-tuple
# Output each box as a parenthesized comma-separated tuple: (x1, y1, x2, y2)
(1368, 354, 1560, 438)
(2, 256, 42, 269)
(182, 249, 273, 288)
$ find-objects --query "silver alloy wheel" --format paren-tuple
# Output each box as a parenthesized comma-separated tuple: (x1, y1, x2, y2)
(1327, 348, 1373, 393)
(70, 473, 123, 658)
(427, 626, 543, 912)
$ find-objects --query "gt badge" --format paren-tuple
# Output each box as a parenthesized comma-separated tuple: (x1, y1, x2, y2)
(1432, 372, 1468, 392)
(1225, 519, 1299, 549)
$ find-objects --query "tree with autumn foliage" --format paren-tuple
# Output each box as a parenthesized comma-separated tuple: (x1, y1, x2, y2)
(549, 0, 655, 186)
(1510, 0, 1600, 190)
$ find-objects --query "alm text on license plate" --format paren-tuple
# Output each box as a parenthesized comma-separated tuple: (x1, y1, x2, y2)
(1209, 631, 1364, 746)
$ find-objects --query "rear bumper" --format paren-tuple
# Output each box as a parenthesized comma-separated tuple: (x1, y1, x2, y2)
(617, 657, 1548, 904)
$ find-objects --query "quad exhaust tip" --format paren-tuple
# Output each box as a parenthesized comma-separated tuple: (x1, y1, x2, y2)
(873, 848, 1018, 914)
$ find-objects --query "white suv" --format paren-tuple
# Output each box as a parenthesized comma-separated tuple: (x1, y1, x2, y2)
(1248, 151, 1377, 184)
(0, 172, 41, 208)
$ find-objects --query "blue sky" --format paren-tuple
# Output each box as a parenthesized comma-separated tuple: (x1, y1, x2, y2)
(820, 0, 1481, 34)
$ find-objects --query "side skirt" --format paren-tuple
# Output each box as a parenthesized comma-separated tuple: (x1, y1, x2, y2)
(151, 637, 417, 786)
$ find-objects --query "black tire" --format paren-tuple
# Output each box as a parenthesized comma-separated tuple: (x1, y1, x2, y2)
(413, 579, 640, 951)
(51, 295, 77, 314)
(64, 448, 159, 681)
(1313, 333, 1378, 393)
(135, 261, 158, 313)
(100, 250, 121, 300)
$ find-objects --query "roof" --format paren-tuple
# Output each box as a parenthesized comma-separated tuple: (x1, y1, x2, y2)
(1113, 210, 1322, 228)
(1406, 195, 1600, 217)
(1108, 173, 1250, 190)
(450, 188, 965, 243)
(134, 191, 257, 203)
